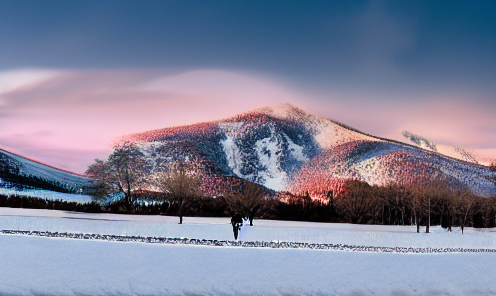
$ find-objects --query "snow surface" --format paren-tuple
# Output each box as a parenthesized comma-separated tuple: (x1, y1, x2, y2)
(219, 133, 246, 179)
(253, 126, 287, 190)
(310, 117, 378, 150)
(1, 208, 495, 249)
(1, 209, 496, 296)
(0, 187, 94, 203)
(0, 148, 88, 187)
(2, 234, 495, 296)
(219, 121, 309, 191)
(285, 134, 308, 162)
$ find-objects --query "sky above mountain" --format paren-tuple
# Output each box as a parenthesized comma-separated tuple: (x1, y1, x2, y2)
(0, 0, 495, 173)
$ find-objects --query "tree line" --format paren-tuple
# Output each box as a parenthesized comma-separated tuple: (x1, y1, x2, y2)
(0, 194, 102, 213)
(81, 142, 496, 230)
(85, 142, 267, 224)
(4, 177, 495, 233)
(298, 179, 496, 232)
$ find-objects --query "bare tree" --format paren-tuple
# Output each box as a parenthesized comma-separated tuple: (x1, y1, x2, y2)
(223, 181, 266, 226)
(336, 180, 372, 224)
(454, 190, 475, 234)
(86, 142, 150, 210)
(376, 183, 412, 226)
(437, 184, 455, 232)
(85, 159, 113, 199)
(411, 178, 461, 233)
(155, 161, 204, 224)
(411, 182, 435, 233)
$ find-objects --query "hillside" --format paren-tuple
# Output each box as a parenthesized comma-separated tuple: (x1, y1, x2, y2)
(123, 103, 496, 197)
(0, 148, 89, 193)
(2, 104, 493, 198)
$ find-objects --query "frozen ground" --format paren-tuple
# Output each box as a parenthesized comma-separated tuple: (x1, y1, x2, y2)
(1, 235, 495, 296)
(1, 208, 495, 249)
(1, 208, 495, 296)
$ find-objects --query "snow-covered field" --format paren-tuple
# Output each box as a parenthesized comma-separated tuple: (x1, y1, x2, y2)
(1, 208, 495, 295)
(2, 208, 495, 249)
(0, 187, 94, 204)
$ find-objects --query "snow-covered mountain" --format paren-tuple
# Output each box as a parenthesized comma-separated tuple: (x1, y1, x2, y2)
(401, 131, 437, 151)
(0, 148, 89, 193)
(401, 130, 488, 165)
(123, 104, 496, 197)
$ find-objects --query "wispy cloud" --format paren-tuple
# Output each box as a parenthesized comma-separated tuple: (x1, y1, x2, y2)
(1, 67, 494, 173)
(0, 68, 64, 107)
(0, 68, 308, 172)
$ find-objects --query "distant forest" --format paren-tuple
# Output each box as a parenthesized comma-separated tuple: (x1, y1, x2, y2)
(2, 178, 495, 231)
(2, 145, 495, 231)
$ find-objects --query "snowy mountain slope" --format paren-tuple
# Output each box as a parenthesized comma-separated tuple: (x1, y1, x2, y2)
(289, 140, 495, 198)
(402, 130, 437, 151)
(0, 148, 89, 192)
(122, 104, 496, 197)
(126, 105, 323, 191)
(401, 130, 492, 166)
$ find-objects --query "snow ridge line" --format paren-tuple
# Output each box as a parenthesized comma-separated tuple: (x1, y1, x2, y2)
(2, 230, 495, 253)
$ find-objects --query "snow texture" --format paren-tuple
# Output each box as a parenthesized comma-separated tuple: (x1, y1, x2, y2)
(0, 148, 89, 188)
(1, 209, 496, 296)
(1, 208, 495, 249)
(3, 230, 495, 254)
(219, 133, 245, 178)
(253, 126, 287, 190)
(219, 119, 309, 191)
(0, 187, 94, 203)
(125, 104, 496, 197)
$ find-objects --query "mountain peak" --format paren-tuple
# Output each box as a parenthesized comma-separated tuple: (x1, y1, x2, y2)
(240, 103, 308, 121)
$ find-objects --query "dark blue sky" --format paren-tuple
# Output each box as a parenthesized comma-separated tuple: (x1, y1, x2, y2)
(0, 0, 495, 172)
(2, 0, 495, 93)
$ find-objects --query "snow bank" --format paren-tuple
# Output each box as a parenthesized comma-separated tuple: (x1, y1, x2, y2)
(0, 234, 495, 296)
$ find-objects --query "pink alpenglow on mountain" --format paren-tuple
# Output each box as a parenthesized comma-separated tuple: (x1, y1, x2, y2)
(118, 104, 496, 198)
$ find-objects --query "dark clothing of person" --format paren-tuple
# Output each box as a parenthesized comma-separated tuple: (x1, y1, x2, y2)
(231, 214, 243, 240)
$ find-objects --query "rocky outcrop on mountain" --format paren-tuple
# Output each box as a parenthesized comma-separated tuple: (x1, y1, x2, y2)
(121, 104, 495, 197)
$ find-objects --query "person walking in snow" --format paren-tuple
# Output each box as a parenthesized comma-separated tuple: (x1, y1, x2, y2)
(231, 214, 243, 240)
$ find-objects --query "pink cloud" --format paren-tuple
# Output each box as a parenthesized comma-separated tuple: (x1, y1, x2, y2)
(0, 69, 308, 173)
(388, 98, 496, 149)
(1, 68, 494, 173)
(304, 89, 496, 152)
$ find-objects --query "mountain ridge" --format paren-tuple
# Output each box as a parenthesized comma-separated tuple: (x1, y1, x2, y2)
(122, 103, 495, 197)
(125, 103, 492, 170)
(0, 148, 89, 193)
(1, 104, 494, 198)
